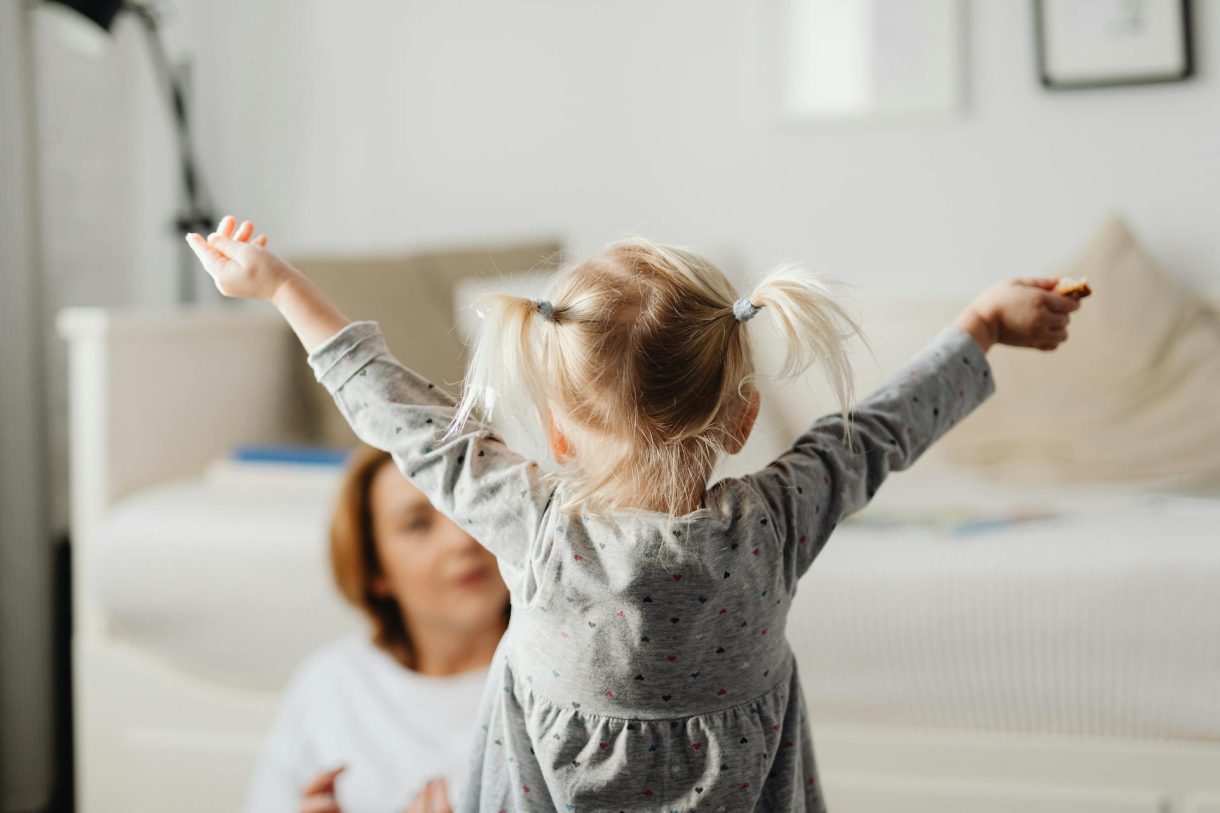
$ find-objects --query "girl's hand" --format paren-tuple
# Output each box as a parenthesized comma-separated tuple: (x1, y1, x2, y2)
(300, 765, 345, 813)
(185, 214, 299, 301)
(954, 277, 1082, 354)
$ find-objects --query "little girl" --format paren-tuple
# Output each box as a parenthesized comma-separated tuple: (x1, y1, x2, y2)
(188, 216, 1080, 812)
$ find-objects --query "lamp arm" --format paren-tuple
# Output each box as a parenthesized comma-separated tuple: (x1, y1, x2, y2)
(127, 2, 215, 234)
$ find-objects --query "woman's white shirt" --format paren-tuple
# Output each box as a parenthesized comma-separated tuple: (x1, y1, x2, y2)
(244, 634, 489, 813)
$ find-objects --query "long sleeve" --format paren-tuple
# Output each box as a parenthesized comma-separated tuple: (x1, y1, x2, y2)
(306, 321, 553, 593)
(742, 325, 996, 585)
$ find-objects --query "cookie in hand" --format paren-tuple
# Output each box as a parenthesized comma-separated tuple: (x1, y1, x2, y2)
(1053, 276, 1092, 300)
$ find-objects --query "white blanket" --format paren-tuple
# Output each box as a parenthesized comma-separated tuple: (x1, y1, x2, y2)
(92, 465, 1220, 742)
(792, 466, 1220, 741)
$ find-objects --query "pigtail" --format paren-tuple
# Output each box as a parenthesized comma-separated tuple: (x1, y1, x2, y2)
(744, 264, 863, 445)
(446, 295, 551, 439)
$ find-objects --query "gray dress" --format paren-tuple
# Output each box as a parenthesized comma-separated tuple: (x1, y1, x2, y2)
(307, 321, 995, 812)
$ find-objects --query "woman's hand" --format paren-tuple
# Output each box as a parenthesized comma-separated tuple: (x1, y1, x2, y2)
(186, 214, 299, 301)
(404, 778, 452, 813)
(953, 277, 1082, 354)
(300, 765, 346, 813)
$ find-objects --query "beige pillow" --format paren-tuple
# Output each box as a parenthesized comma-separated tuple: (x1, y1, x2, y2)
(290, 240, 563, 448)
(940, 213, 1220, 491)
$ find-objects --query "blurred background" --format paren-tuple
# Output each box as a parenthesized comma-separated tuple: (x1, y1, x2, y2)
(3, 1, 1219, 812)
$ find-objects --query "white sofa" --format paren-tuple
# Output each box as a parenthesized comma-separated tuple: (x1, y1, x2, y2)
(60, 284, 1220, 813)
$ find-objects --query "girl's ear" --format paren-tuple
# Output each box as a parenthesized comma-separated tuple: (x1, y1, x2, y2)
(724, 389, 761, 454)
(547, 408, 573, 462)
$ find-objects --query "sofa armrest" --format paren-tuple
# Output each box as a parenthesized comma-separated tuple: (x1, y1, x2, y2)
(56, 305, 308, 575)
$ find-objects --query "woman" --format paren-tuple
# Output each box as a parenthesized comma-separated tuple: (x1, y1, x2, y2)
(244, 444, 509, 813)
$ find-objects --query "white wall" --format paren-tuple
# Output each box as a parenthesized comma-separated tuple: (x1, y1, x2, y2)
(177, 0, 1219, 287)
(35, 0, 1220, 526)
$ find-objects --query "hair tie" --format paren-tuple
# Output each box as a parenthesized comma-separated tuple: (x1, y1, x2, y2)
(531, 297, 556, 320)
(732, 298, 760, 323)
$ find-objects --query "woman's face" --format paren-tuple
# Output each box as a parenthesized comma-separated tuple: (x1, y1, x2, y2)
(367, 461, 509, 641)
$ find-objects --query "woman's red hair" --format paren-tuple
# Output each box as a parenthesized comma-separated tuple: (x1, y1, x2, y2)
(329, 445, 415, 667)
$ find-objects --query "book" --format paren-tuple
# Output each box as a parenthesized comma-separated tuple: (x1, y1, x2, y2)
(229, 444, 352, 467)
(204, 444, 353, 489)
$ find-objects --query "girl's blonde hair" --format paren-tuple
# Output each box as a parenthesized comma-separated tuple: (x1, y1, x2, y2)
(449, 237, 860, 516)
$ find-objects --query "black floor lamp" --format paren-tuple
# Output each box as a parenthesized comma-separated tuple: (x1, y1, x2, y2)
(42, 0, 216, 304)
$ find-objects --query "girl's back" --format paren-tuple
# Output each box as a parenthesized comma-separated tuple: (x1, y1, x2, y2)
(487, 484, 818, 810)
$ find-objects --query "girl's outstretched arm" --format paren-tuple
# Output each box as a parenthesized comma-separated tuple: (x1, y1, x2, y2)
(745, 278, 1082, 586)
(269, 273, 351, 354)
(186, 216, 553, 593)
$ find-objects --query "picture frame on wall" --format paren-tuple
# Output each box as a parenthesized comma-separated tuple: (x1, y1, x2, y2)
(1034, 0, 1194, 89)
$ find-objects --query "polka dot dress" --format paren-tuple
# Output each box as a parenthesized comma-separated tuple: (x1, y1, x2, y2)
(308, 322, 996, 812)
